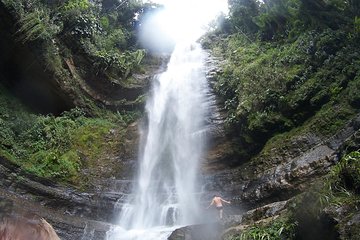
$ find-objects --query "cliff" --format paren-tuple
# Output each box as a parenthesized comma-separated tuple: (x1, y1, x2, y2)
(0, 0, 359, 239)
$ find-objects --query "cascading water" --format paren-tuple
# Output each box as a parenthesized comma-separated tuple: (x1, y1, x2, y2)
(106, 42, 211, 240)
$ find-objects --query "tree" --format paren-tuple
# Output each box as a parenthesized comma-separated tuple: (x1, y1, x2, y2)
(347, 0, 360, 15)
(299, 0, 349, 29)
(255, 0, 296, 40)
(228, 0, 261, 35)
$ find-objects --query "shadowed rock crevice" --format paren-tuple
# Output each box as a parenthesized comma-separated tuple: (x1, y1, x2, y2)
(0, 2, 162, 114)
(0, 155, 124, 240)
(203, 114, 360, 207)
(0, 4, 73, 115)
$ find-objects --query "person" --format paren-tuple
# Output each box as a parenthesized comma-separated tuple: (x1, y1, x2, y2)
(0, 214, 60, 240)
(207, 194, 231, 219)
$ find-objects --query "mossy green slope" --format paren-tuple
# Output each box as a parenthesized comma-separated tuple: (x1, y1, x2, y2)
(226, 151, 360, 240)
(206, 26, 360, 164)
(0, 83, 137, 187)
(0, 0, 158, 112)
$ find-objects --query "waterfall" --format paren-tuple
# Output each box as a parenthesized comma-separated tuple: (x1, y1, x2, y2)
(107, 42, 210, 240)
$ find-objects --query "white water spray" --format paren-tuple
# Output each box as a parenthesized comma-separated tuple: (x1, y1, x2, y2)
(107, 42, 210, 239)
(107, 1, 228, 239)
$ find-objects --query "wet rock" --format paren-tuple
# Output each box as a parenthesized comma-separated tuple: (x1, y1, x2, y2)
(167, 201, 290, 240)
(220, 200, 290, 239)
(0, 154, 135, 240)
(52, 219, 110, 240)
(204, 53, 225, 88)
(0, 214, 60, 240)
(0, 194, 112, 240)
(0, 116, 141, 239)
(241, 200, 289, 224)
(222, 215, 243, 228)
(0, 156, 121, 222)
(0, 3, 160, 113)
(203, 53, 227, 143)
(203, 113, 360, 206)
(168, 223, 224, 240)
(322, 205, 360, 240)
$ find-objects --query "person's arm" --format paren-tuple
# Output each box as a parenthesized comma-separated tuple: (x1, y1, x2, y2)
(206, 199, 215, 209)
(220, 198, 231, 204)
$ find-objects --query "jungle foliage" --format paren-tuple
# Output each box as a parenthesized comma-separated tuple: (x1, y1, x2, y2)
(290, 150, 360, 239)
(227, 151, 360, 240)
(1, 0, 154, 78)
(205, 0, 360, 162)
(0, 84, 138, 186)
(229, 219, 297, 240)
(0, 0, 154, 186)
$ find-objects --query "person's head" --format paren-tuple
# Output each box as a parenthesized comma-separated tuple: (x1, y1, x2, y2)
(0, 214, 60, 240)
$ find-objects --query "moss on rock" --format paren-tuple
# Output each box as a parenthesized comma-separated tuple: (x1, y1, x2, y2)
(0, 83, 137, 188)
(205, 27, 360, 165)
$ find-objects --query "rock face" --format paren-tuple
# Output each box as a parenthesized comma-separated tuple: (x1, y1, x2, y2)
(0, 195, 111, 239)
(202, 114, 360, 207)
(0, 156, 119, 239)
(164, 53, 360, 240)
(0, 213, 61, 240)
(168, 223, 224, 240)
(168, 200, 289, 240)
(0, 118, 144, 239)
(0, 3, 155, 236)
(0, 2, 160, 114)
(221, 200, 290, 238)
(0, 3, 73, 114)
(0, 157, 120, 221)
(0, 6, 359, 237)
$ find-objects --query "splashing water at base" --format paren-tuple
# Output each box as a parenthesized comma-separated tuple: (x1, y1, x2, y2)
(106, 42, 211, 240)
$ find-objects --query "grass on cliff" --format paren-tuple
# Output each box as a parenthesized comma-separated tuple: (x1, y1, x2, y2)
(227, 151, 360, 240)
(321, 151, 360, 203)
(289, 150, 360, 239)
(244, 100, 357, 174)
(228, 219, 297, 240)
(205, 27, 360, 164)
(2, 0, 147, 79)
(0, 84, 136, 186)
(213, 29, 360, 135)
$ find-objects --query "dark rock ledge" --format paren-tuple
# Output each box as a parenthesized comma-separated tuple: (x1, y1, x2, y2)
(203, 114, 360, 207)
(0, 156, 126, 239)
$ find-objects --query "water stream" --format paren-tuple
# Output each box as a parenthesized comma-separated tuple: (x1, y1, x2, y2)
(106, 42, 211, 240)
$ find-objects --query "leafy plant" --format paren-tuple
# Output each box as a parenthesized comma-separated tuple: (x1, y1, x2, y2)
(302, 151, 360, 210)
(17, 8, 60, 42)
(82, 37, 145, 77)
(27, 149, 80, 182)
(0, 83, 136, 185)
(329, 151, 360, 194)
(229, 219, 297, 240)
(61, 0, 90, 12)
(354, 16, 360, 34)
(206, 21, 360, 162)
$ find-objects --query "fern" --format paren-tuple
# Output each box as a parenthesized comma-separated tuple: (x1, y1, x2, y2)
(17, 8, 60, 43)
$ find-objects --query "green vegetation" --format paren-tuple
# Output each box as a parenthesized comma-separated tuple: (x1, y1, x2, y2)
(324, 151, 360, 200)
(223, 0, 360, 40)
(2, 0, 153, 80)
(204, 0, 360, 162)
(229, 219, 297, 240)
(17, 7, 60, 43)
(209, 2, 360, 237)
(0, 84, 135, 186)
(290, 150, 360, 239)
(242, 100, 356, 172)
(0, 0, 158, 186)
(226, 151, 360, 240)
(208, 4, 360, 237)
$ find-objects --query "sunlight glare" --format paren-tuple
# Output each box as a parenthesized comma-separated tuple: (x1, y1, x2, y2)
(139, 0, 228, 53)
